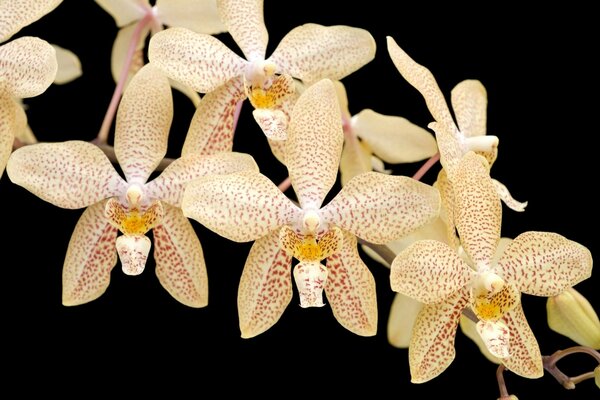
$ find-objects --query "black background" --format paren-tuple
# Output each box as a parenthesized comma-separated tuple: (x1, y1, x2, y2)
(3, 1, 597, 398)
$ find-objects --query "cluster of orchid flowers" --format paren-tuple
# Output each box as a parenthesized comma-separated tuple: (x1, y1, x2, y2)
(1, 0, 598, 396)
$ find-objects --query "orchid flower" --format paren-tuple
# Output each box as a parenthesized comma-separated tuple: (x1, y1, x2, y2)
(0, 0, 63, 43)
(6, 64, 258, 307)
(148, 0, 376, 140)
(181, 79, 440, 338)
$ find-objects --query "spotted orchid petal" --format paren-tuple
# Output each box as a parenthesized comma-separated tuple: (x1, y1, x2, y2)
(450, 79, 487, 138)
(95, 0, 148, 28)
(217, 0, 266, 62)
(387, 293, 424, 348)
(110, 23, 149, 88)
(294, 262, 327, 308)
(182, 171, 301, 242)
(433, 169, 460, 249)
(0, 0, 63, 42)
(476, 319, 510, 358)
(286, 79, 343, 209)
(267, 136, 286, 165)
(496, 231, 593, 297)
(252, 108, 287, 140)
(148, 27, 247, 93)
(322, 172, 441, 244)
(270, 24, 376, 85)
(453, 151, 501, 269)
(146, 151, 258, 207)
(115, 64, 172, 183)
(154, 203, 208, 308)
(492, 178, 528, 212)
(352, 109, 438, 163)
(182, 77, 246, 156)
(52, 44, 82, 84)
(459, 315, 502, 364)
(156, 0, 226, 35)
(500, 304, 544, 378)
(409, 289, 470, 383)
(340, 132, 372, 187)
(238, 230, 293, 338)
(324, 231, 377, 336)
(391, 240, 475, 304)
(62, 200, 118, 306)
(7, 141, 126, 209)
(115, 234, 151, 275)
(0, 90, 17, 175)
(0, 36, 58, 98)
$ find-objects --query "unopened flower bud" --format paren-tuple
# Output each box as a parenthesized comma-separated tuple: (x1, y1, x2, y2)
(547, 288, 600, 349)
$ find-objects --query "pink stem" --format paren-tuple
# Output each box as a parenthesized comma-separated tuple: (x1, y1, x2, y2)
(277, 176, 291, 192)
(232, 99, 244, 133)
(412, 152, 440, 182)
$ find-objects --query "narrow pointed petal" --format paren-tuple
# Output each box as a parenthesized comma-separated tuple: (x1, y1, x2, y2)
(459, 315, 501, 364)
(434, 169, 460, 249)
(270, 24, 376, 84)
(286, 79, 343, 209)
(450, 79, 487, 138)
(116, 234, 151, 275)
(0, 0, 63, 42)
(7, 141, 126, 209)
(238, 230, 293, 338)
(110, 24, 149, 87)
(492, 178, 528, 212)
(62, 201, 118, 306)
(453, 151, 501, 268)
(0, 91, 17, 175)
(154, 204, 207, 307)
(182, 171, 301, 242)
(352, 109, 438, 163)
(115, 64, 172, 183)
(340, 132, 372, 187)
(52, 44, 82, 84)
(322, 172, 441, 244)
(156, 0, 226, 34)
(95, 0, 147, 27)
(391, 240, 475, 304)
(217, 0, 266, 61)
(146, 151, 258, 207)
(496, 231, 593, 296)
(149, 27, 247, 93)
(0, 36, 58, 98)
(409, 289, 469, 383)
(325, 231, 377, 336)
(182, 77, 246, 156)
(387, 293, 424, 348)
(500, 305, 543, 378)
(252, 108, 287, 140)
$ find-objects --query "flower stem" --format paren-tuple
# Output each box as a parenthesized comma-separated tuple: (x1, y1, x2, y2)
(412, 152, 440, 182)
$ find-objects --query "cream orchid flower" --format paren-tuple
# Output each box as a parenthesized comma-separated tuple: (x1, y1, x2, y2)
(182, 79, 440, 338)
(148, 0, 376, 140)
(6, 64, 258, 307)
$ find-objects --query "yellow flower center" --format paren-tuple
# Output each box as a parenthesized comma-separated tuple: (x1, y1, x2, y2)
(472, 284, 519, 322)
(105, 198, 163, 235)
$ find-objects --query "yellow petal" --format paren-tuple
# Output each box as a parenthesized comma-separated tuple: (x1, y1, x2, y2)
(270, 24, 376, 84)
(340, 132, 372, 187)
(450, 79, 487, 138)
(0, 90, 17, 176)
(322, 172, 440, 244)
(216, 0, 266, 61)
(13, 98, 36, 145)
(352, 109, 438, 163)
(547, 288, 600, 349)
(332, 80, 351, 122)
(0, 0, 63, 42)
(7, 141, 126, 209)
(110, 24, 149, 87)
(497, 231, 593, 296)
(95, 0, 147, 28)
(387, 293, 424, 348)
(324, 230, 377, 336)
(0, 36, 57, 98)
(434, 169, 460, 249)
(156, 0, 226, 35)
(62, 201, 118, 306)
(52, 44, 82, 84)
(500, 304, 543, 378)
(238, 230, 293, 338)
(459, 315, 501, 364)
(115, 64, 172, 183)
(286, 79, 343, 209)
(492, 178, 528, 212)
(154, 204, 208, 308)
(595, 366, 600, 389)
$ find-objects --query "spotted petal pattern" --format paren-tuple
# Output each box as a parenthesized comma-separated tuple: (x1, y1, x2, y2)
(450, 79, 487, 138)
(0, 0, 63, 42)
(500, 304, 544, 378)
(0, 89, 17, 175)
(217, 0, 266, 62)
(157, 0, 226, 35)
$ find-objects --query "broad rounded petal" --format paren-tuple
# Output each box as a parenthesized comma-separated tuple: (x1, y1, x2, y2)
(387, 293, 423, 348)
(95, 0, 147, 27)
(148, 27, 247, 93)
(450, 79, 487, 138)
(182, 171, 301, 242)
(322, 172, 441, 244)
(62, 201, 118, 306)
(154, 204, 207, 308)
(409, 289, 469, 383)
(238, 230, 293, 338)
(352, 109, 438, 163)
(110, 24, 149, 86)
(286, 79, 343, 208)
(0, 36, 58, 98)
(492, 178, 528, 212)
(496, 231, 593, 296)
(391, 240, 475, 304)
(7, 141, 126, 209)
(270, 24, 376, 84)
(340, 133, 372, 187)
(147, 151, 258, 207)
(252, 108, 287, 140)
(459, 315, 501, 364)
(0, 0, 63, 42)
(500, 305, 543, 378)
(52, 44, 82, 84)
(156, 0, 226, 34)
(182, 77, 246, 156)
(217, 0, 266, 61)
(0, 91, 17, 176)
(115, 63, 172, 183)
(324, 231, 377, 336)
(453, 151, 501, 269)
